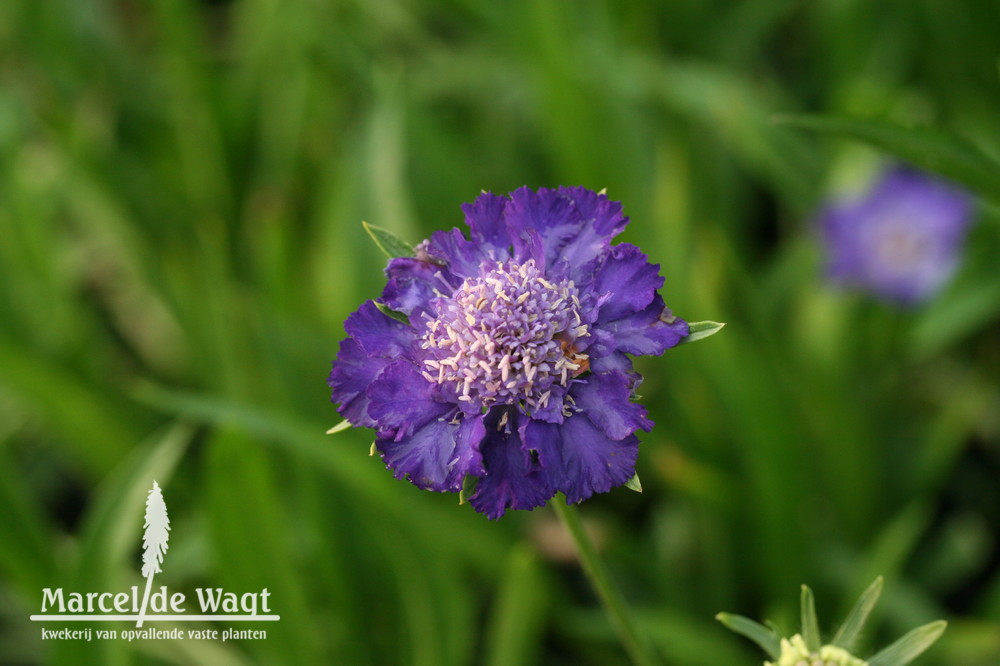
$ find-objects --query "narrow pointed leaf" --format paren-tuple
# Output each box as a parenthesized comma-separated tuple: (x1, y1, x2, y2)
(774, 114, 1000, 205)
(678, 321, 726, 345)
(326, 420, 353, 435)
(624, 472, 643, 493)
(374, 299, 411, 324)
(363, 220, 414, 259)
(867, 620, 947, 666)
(715, 612, 781, 659)
(832, 577, 884, 651)
(801, 585, 821, 652)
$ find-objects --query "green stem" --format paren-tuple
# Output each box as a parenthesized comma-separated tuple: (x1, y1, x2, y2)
(550, 497, 659, 666)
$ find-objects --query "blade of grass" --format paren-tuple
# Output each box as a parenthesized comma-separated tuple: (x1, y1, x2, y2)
(0, 445, 57, 594)
(203, 428, 319, 664)
(715, 613, 781, 659)
(832, 577, 884, 651)
(801, 585, 821, 652)
(868, 620, 948, 666)
(775, 114, 1000, 205)
(484, 545, 549, 666)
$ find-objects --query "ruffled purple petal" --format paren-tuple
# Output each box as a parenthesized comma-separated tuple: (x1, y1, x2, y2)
(524, 384, 569, 424)
(462, 192, 510, 249)
(510, 225, 546, 269)
(873, 167, 973, 232)
(506, 186, 629, 270)
(382, 258, 453, 320)
(327, 338, 386, 428)
(520, 418, 566, 480)
(329, 300, 419, 428)
(367, 360, 448, 434)
(588, 351, 634, 374)
(450, 413, 488, 484)
(570, 372, 653, 439)
(591, 295, 689, 357)
(592, 243, 664, 323)
(554, 412, 640, 505)
(377, 410, 486, 492)
(344, 300, 416, 358)
(425, 228, 488, 279)
(469, 410, 554, 519)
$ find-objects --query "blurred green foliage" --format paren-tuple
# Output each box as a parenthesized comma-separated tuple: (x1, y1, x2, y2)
(1, 0, 999, 664)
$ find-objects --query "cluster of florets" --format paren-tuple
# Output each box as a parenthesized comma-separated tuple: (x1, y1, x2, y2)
(420, 258, 589, 414)
(768, 635, 868, 666)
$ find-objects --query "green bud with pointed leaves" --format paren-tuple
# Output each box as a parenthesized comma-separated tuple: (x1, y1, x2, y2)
(718, 578, 946, 666)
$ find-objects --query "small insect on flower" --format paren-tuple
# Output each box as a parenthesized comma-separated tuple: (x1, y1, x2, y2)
(818, 165, 974, 305)
(328, 187, 693, 519)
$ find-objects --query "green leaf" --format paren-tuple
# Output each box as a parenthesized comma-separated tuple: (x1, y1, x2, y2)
(715, 612, 781, 659)
(624, 472, 643, 493)
(363, 220, 414, 259)
(205, 428, 320, 663)
(800, 585, 821, 652)
(832, 577, 884, 652)
(326, 420, 353, 435)
(678, 321, 726, 345)
(458, 475, 477, 505)
(774, 114, 1000, 204)
(484, 545, 549, 666)
(868, 620, 948, 666)
(0, 447, 56, 594)
(374, 299, 412, 324)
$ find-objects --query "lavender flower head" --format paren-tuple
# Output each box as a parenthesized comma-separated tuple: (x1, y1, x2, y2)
(328, 187, 690, 519)
(819, 166, 974, 304)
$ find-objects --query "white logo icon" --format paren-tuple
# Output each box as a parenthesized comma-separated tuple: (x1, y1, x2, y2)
(138, 481, 170, 627)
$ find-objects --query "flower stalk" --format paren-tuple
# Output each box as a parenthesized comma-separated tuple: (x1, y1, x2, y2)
(551, 497, 658, 666)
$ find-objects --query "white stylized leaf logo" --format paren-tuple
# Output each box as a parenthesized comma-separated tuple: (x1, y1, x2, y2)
(137, 481, 170, 627)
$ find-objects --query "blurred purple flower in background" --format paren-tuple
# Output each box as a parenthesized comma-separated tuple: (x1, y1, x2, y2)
(329, 187, 688, 519)
(818, 166, 974, 304)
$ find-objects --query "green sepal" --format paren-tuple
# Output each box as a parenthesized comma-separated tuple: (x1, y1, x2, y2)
(831, 577, 883, 652)
(624, 472, 642, 493)
(325, 420, 353, 435)
(800, 584, 821, 652)
(362, 220, 414, 259)
(678, 320, 726, 345)
(715, 612, 781, 660)
(867, 620, 948, 666)
(458, 475, 478, 505)
(373, 300, 411, 325)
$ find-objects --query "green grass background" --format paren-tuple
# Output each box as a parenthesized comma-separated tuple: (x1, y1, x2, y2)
(1, 1, 999, 664)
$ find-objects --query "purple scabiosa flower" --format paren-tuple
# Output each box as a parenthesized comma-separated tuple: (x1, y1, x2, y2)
(819, 166, 974, 304)
(329, 187, 689, 519)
